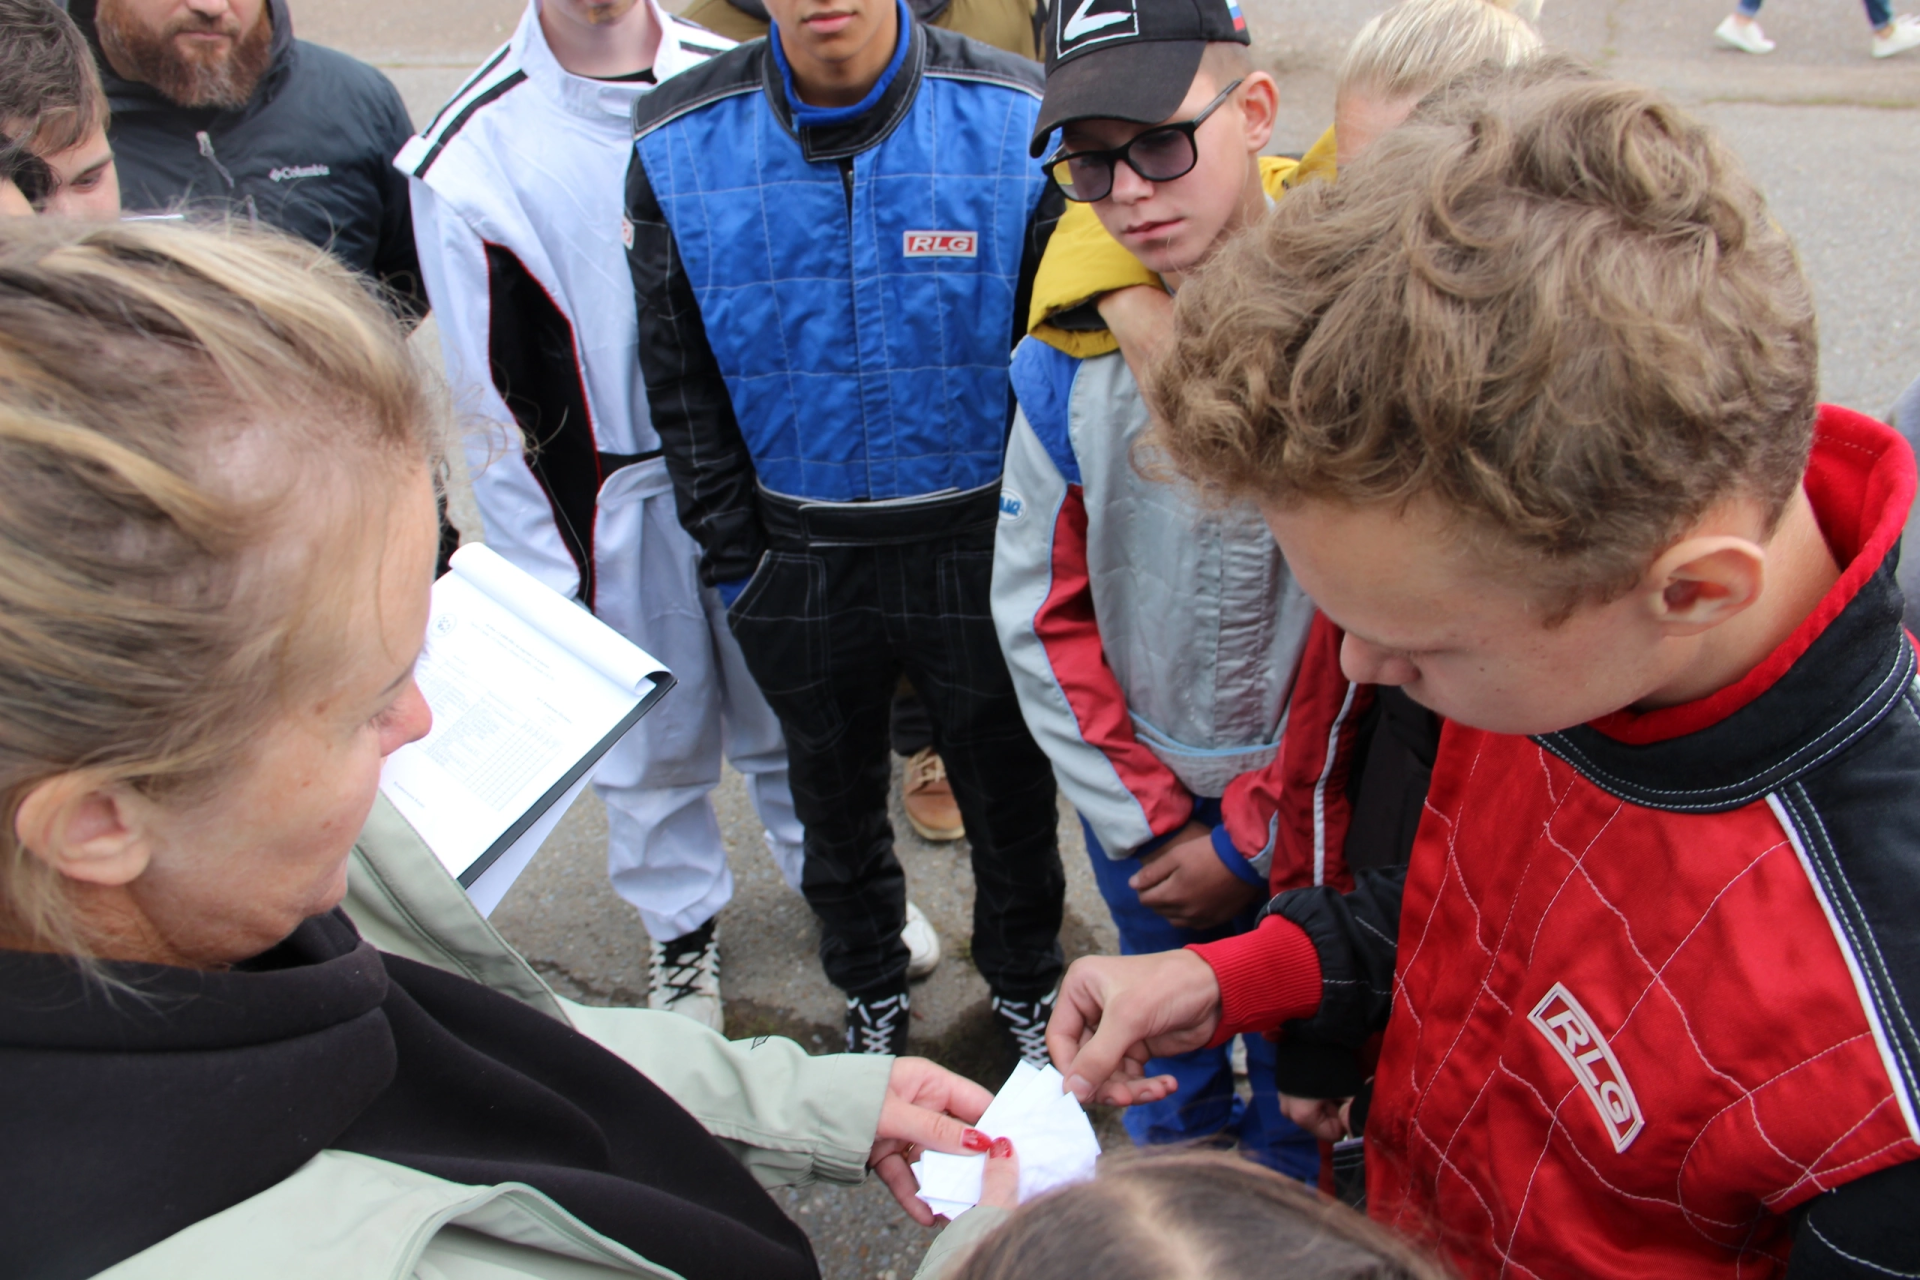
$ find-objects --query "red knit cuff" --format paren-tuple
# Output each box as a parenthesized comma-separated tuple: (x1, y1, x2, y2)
(1187, 916, 1322, 1049)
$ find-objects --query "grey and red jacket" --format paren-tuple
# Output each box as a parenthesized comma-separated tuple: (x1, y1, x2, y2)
(1192, 406, 1920, 1278)
(990, 338, 1315, 864)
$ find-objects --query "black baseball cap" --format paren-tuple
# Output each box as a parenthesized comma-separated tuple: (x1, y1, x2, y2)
(1031, 0, 1252, 157)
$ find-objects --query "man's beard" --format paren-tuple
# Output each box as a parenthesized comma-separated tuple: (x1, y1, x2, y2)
(97, 0, 275, 109)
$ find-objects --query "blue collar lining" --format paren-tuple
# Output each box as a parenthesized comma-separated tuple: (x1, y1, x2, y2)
(769, 0, 911, 129)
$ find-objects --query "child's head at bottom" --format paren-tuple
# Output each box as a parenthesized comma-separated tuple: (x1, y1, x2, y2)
(944, 1151, 1448, 1280)
(1150, 58, 1821, 740)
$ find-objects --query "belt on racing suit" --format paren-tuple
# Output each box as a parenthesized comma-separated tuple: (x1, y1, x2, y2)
(757, 480, 1001, 549)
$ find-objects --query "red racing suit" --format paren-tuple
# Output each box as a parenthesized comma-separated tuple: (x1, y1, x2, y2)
(1193, 407, 1920, 1277)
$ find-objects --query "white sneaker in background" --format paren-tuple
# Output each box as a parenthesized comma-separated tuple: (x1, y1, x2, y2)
(648, 918, 724, 1032)
(1872, 14, 1920, 56)
(1714, 14, 1777, 52)
(903, 900, 943, 979)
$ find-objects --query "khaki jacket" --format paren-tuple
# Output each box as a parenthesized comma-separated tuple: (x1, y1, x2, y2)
(95, 797, 1005, 1279)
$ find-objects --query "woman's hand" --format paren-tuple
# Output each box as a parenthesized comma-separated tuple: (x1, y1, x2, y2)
(1047, 950, 1221, 1106)
(976, 1137, 1019, 1210)
(868, 1056, 996, 1226)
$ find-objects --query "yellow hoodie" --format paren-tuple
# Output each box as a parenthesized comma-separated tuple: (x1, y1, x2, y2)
(1026, 126, 1336, 358)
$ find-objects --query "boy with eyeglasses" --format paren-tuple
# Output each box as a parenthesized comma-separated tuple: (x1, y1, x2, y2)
(988, 0, 1319, 1174)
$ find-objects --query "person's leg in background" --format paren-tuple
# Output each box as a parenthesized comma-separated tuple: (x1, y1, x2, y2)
(895, 526, 1065, 1065)
(1236, 1030, 1325, 1180)
(1864, 0, 1920, 56)
(1717, 0, 1920, 54)
(1714, 0, 1777, 54)
(1082, 817, 1319, 1175)
(725, 541, 923, 1053)
(588, 465, 745, 1030)
(720, 584, 946, 979)
(703, 576, 806, 890)
(892, 679, 966, 845)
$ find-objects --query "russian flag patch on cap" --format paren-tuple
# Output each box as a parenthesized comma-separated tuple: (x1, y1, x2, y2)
(1228, 0, 1246, 30)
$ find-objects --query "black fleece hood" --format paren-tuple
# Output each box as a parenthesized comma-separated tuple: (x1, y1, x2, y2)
(0, 912, 819, 1280)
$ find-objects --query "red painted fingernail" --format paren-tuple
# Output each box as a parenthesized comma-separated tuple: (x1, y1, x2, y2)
(962, 1129, 992, 1152)
(991, 1137, 1014, 1158)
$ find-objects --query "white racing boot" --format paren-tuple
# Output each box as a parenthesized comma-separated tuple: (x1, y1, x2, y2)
(648, 917, 723, 1032)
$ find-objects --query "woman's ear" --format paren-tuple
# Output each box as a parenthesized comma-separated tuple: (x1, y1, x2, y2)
(14, 774, 154, 887)
(1643, 535, 1768, 635)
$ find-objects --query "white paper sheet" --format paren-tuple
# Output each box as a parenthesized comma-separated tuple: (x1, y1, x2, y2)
(913, 1063, 1102, 1218)
(379, 544, 668, 888)
(461, 768, 595, 917)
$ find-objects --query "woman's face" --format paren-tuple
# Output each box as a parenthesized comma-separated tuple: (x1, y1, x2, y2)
(119, 464, 439, 966)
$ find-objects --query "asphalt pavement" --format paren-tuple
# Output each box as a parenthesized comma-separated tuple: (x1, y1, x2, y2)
(299, 0, 1920, 1272)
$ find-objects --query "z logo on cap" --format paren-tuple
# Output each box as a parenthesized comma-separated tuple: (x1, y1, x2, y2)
(1059, 0, 1137, 51)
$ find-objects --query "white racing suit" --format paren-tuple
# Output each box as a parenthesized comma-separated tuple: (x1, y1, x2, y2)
(397, 0, 804, 939)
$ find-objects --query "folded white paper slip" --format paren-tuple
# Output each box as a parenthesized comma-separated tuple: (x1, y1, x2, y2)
(914, 1063, 1103, 1219)
(378, 544, 674, 914)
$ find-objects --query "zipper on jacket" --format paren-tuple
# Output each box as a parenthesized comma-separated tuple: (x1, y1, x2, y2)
(196, 130, 236, 191)
(838, 157, 854, 213)
(196, 131, 258, 227)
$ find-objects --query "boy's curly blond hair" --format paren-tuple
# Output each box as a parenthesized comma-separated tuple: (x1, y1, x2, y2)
(1149, 58, 1818, 609)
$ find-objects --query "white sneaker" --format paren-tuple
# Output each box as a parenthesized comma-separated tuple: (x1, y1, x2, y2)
(903, 901, 942, 979)
(648, 918, 723, 1032)
(1872, 14, 1920, 56)
(1714, 14, 1776, 52)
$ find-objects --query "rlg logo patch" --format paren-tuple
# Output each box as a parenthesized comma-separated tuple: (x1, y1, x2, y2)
(1529, 983, 1644, 1153)
(903, 231, 977, 258)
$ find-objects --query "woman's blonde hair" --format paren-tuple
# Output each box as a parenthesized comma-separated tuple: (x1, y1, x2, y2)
(945, 1150, 1451, 1280)
(1338, 0, 1544, 103)
(0, 218, 443, 956)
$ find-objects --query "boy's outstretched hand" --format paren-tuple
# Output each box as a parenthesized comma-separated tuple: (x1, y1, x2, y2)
(869, 1057, 995, 1225)
(1047, 950, 1222, 1106)
(1130, 825, 1262, 930)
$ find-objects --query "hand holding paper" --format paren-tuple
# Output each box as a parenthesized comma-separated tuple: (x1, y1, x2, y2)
(913, 1063, 1102, 1219)
(869, 1058, 995, 1226)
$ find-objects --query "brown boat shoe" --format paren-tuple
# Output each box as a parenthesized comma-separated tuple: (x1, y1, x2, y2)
(903, 747, 966, 842)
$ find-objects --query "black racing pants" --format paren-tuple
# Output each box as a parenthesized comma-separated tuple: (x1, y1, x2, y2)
(726, 485, 1065, 1000)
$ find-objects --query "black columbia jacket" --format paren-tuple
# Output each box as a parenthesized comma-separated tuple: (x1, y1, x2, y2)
(70, 0, 426, 319)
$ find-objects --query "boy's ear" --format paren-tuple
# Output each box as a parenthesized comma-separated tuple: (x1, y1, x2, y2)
(1642, 535, 1768, 634)
(1237, 72, 1279, 154)
(14, 773, 155, 888)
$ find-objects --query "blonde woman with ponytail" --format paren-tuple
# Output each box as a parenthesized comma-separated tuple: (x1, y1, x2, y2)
(0, 218, 1007, 1280)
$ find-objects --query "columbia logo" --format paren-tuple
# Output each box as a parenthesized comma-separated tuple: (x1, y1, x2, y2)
(903, 231, 977, 258)
(268, 164, 330, 182)
(1530, 983, 1644, 1153)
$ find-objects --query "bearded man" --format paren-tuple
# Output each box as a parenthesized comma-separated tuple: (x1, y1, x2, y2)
(72, 0, 426, 319)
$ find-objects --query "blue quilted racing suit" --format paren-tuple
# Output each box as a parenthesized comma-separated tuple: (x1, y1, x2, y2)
(625, 3, 1068, 1002)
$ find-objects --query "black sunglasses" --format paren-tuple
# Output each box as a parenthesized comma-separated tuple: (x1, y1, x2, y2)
(1045, 79, 1244, 204)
